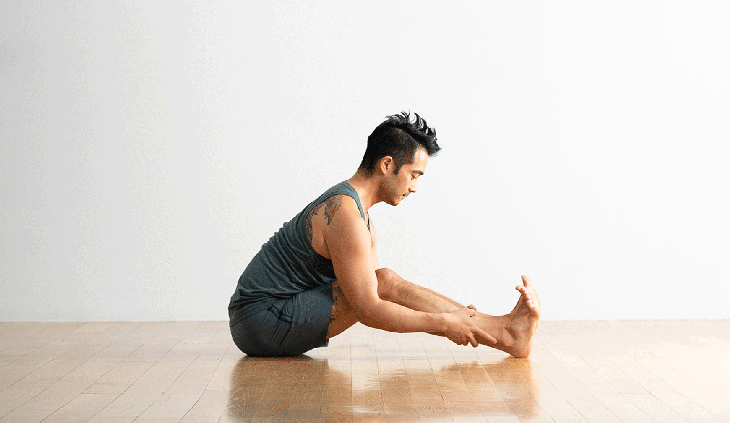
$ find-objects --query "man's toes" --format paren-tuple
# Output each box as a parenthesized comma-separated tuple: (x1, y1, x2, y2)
(516, 286, 528, 297)
(526, 295, 541, 313)
(521, 275, 531, 285)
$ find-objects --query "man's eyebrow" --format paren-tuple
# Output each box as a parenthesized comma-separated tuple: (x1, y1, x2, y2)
(412, 170, 424, 175)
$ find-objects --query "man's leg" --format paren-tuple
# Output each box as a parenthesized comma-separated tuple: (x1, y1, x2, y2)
(376, 268, 540, 358)
(327, 268, 540, 358)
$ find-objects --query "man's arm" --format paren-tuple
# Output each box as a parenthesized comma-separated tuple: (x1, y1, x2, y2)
(324, 196, 493, 346)
(368, 215, 380, 270)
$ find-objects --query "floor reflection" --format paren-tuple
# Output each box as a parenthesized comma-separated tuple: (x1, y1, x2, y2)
(223, 353, 539, 422)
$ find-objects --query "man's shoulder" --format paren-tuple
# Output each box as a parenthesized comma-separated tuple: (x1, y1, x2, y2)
(306, 190, 367, 259)
(321, 194, 371, 258)
(319, 193, 361, 226)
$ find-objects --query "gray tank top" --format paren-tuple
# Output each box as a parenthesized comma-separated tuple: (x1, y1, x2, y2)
(228, 181, 368, 326)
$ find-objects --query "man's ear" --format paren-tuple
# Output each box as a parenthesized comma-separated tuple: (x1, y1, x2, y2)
(378, 156, 393, 175)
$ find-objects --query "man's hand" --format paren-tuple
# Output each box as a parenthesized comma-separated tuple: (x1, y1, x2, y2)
(442, 308, 497, 347)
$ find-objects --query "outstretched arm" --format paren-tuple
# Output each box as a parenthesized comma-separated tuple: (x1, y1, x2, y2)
(323, 196, 494, 346)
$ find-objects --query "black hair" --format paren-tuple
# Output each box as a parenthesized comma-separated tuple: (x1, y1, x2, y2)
(358, 111, 441, 175)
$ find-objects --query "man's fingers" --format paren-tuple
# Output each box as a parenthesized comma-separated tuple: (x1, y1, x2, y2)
(467, 304, 477, 311)
(468, 334, 478, 348)
(477, 328, 497, 345)
(466, 308, 477, 317)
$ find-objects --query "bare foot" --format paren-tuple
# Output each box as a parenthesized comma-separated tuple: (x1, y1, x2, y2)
(503, 275, 541, 358)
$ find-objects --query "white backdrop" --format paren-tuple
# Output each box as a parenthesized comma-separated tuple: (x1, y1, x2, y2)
(1, 1, 728, 321)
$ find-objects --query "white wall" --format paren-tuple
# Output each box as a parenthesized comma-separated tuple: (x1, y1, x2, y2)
(1, 1, 728, 321)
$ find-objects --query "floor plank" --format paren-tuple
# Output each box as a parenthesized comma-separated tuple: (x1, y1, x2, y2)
(0, 320, 729, 422)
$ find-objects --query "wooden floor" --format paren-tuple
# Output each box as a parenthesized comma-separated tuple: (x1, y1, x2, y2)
(1, 321, 729, 423)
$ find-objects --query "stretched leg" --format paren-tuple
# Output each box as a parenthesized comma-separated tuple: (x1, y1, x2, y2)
(375, 268, 468, 313)
(327, 268, 540, 358)
(376, 268, 540, 358)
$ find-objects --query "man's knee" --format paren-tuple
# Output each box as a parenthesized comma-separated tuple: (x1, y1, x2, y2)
(375, 268, 403, 301)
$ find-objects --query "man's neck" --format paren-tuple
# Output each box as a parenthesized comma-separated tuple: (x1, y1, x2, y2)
(346, 171, 381, 212)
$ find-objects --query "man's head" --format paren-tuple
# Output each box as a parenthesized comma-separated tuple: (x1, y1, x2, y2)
(359, 112, 441, 206)
(358, 111, 440, 176)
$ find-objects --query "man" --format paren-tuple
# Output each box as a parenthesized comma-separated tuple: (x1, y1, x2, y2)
(228, 112, 540, 358)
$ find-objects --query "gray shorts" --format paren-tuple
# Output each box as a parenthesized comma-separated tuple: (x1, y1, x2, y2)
(230, 282, 333, 357)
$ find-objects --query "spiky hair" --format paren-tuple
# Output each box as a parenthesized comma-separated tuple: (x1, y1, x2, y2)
(358, 111, 440, 175)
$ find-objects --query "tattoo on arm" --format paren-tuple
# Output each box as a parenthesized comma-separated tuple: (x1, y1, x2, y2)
(323, 195, 343, 225)
(304, 202, 324, 244)
(331, 282, 346, 321)
(304, 195, 344, 244)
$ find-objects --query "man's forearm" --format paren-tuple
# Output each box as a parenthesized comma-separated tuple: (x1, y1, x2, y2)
(358, 299, 444, 334)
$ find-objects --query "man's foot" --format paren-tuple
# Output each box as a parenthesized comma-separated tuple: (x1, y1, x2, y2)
(503, 275, 541, 358)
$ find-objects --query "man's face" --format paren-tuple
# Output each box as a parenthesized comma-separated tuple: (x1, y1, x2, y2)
(382, 147, 428, 206)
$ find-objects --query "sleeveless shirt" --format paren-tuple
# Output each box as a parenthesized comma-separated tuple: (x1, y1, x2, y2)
(228, 181, 369, 327)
